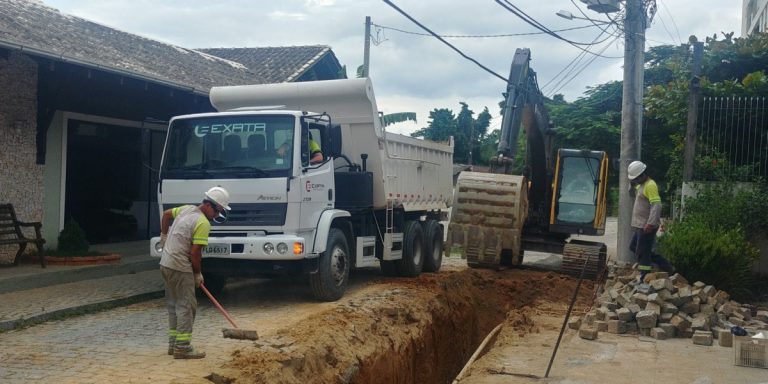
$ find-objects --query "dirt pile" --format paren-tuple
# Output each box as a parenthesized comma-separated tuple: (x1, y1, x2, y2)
(577, 267, 768, 343)
(202, 268, 593, 384)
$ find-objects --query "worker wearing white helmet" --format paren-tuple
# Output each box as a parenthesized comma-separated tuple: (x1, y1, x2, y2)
(157, 186, 231, 359)
(628, 161, 673, 281)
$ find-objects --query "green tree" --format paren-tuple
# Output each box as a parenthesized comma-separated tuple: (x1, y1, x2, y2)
(411, 103, 492, 164)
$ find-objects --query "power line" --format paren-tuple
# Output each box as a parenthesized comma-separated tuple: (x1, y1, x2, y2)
(494, 0, 622, 59)
(549, 35, 622, 97)
(658, 0, 682, 44)
(371, 22, 604, 38)
(381, 0, 508, 83)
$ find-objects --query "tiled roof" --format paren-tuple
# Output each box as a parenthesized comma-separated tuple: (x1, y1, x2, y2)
(0, 0, 339, 94)
(198, 46, 336, 83)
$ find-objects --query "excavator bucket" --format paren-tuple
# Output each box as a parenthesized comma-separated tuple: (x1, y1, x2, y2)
(446, 172, 528, 268)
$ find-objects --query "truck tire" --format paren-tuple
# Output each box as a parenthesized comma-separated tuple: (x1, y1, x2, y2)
(422, 220, 443, 273)
(397, 220, 424, 277)
(202, 273, 226, 295)
(309, 228, 349, 301)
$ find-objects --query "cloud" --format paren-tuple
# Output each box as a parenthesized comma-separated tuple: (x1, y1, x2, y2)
(268, 10, 307, 21)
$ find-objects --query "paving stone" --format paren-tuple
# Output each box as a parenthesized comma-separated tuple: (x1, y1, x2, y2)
(651, 327, 668, 340)
(657, 289, 673, 302)
(635, 284, 654, 295)
(568, 317, 582, 330)
(579, 328, 598, 340)
(596, 307, 609, 321)
(659, 312, 674, 323)
(636, 310, 658, 329)
(645, 302, 662, 316)
(583, 312, 596, 326)
(607, 320, 627, 334)
(595, 320, 608, 332)
(716, 328, 733, 347)
(680, 301, 700, 315)
(617, 307, 633, 322)
(639, 327, 652, 337)
(669, 273, 688, 287)
(692, 330, 713, 346)
(693, 281, 706, 289)
(702, 285, 716, 297)
(626, 303, 642, 314)
(659, 323, 676, 338)
(670, 314, 691, 331)
(662, 302, 678, 315)
(679, 328, 695, 338)
(691, 317, 711, 332)
(700, 304, 715, 315)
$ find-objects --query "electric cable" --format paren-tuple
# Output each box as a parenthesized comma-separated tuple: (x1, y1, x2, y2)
(371, 22, 602, 38)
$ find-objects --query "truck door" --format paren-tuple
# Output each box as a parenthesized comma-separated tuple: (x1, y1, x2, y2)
(297, 125, 334, 232)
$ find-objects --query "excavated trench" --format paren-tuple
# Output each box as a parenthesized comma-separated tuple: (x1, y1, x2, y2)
(206, 268, 592, 384)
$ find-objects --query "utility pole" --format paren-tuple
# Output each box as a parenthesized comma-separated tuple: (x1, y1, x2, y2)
(617, 0, 647, 265)
(683, 41, 704, 182)
(362, 16, 371, 77)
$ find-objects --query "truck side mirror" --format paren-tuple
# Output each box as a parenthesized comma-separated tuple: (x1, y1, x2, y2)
(328, 124, 342, 157)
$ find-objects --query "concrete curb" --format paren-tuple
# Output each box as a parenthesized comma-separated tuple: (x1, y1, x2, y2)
(0, 258, 158, 294)
(0, 289, 164, 332)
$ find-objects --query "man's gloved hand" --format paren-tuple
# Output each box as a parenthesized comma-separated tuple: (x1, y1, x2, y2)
(159, 233, 168, 248)
(195, 273, 204, 288)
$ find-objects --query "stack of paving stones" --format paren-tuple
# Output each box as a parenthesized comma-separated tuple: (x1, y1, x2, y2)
(570, 268, 768, 347)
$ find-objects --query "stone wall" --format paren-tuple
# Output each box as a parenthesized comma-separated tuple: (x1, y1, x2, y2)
(0, 52, 43, 263)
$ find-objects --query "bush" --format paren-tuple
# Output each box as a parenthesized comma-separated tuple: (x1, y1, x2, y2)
(659, 219, 758, 300)
(659, 181, 768, 301)
(57, 220, 90, 254)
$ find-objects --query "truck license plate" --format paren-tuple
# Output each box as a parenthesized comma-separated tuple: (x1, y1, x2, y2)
(203, 243, 230, 256)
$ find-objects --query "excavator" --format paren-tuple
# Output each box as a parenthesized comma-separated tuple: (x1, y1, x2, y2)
(446, 48, 608, 279)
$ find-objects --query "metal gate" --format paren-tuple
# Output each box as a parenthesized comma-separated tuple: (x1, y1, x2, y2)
(696, 96, 768, 181)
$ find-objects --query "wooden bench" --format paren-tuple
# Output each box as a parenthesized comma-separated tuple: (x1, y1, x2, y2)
(0, 204, 46, 268)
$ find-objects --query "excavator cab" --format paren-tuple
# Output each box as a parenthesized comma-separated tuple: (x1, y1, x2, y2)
(549, 149, 608, 236)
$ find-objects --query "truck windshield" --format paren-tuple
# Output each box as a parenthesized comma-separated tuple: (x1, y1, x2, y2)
(161, 115, 295, 179)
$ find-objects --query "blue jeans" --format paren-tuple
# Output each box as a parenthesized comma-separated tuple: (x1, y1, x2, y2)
(629, 227, 673, 274)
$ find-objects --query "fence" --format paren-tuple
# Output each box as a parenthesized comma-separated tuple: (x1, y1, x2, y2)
(696, 96, 768, 181)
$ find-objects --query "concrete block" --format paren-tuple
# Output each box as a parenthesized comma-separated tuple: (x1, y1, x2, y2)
(714, 290, 730, 305)
(670, 314, 691, 331)
(645, 272, 669, 282)
(703, 285, 716, 297)
(693, 281, 706, 289)
(717, 303, 734, 317)
(595, 320, 609, 332)
(659, 323, 676, 338)
(636, 310, 658, 329)
(736, 307, 752, 321)
(647, 293, 663, 305)
(627, 322, 638, 333)
(650, 278, 667, 291)
(583, 312, 596, 326)
(632, 293, 649, 307)
(728, 317, 745, 327)
(604, 302, 618, 312)
(579, 328, 598, 340)
(651, 327, 668, 340)
(692, 330, 713, 346)
(568, 317, 582, 330)
(716, 329, 733, 347)
(616, 292, 631, 307)
(645, 302, 662, 316)
(607, 311, 619, 321)
(639, 327, 652, 336)
(596, 307, 609, 321)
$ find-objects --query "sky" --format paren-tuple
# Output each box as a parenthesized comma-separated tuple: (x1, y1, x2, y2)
(42, 0, 742, 135)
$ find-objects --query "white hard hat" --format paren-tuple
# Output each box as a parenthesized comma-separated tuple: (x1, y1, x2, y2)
(627, 161, 647, 180)
(204, 186, 231, 210)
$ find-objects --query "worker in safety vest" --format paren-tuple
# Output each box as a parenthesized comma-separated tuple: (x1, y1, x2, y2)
(628, 161, 674, 282)
(158, 186, 231, 359)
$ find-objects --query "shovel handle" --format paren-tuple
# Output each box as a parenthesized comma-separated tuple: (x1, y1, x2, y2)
(199, 284, 239, 329)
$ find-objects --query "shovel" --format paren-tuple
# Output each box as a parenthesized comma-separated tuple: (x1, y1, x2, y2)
(199, 283, 259, 340)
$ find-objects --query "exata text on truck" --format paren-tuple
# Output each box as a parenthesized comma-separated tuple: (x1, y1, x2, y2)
(150, 78, 454, 301)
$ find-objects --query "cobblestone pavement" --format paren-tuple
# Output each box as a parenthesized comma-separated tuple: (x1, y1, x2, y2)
(0, 270, 164, 329)
(0, 273, 373, 383)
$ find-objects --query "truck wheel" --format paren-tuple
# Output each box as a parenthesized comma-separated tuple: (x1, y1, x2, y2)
(202, 273, 226, 295)
(309, 228, 349, 301)
(422, 220, 443, 273)
(397, 221, 424, 277)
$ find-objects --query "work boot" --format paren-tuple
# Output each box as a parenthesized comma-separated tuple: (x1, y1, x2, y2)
(168, 336, 176, 356)
(173, 344, 206, 359)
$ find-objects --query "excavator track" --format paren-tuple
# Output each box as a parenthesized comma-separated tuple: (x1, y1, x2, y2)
(561, 241, 607, 280)
(446, 171, 528, 269)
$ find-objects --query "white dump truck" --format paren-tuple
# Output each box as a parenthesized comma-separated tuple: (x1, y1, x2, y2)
(150, 78, 454, 301)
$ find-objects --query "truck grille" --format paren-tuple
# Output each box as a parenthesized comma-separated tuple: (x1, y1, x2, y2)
(214, 203, 287, 227)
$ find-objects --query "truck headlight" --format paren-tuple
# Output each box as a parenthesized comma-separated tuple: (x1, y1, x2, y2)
(263, 243, 274, 254)
(277, 242, 288, 254)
